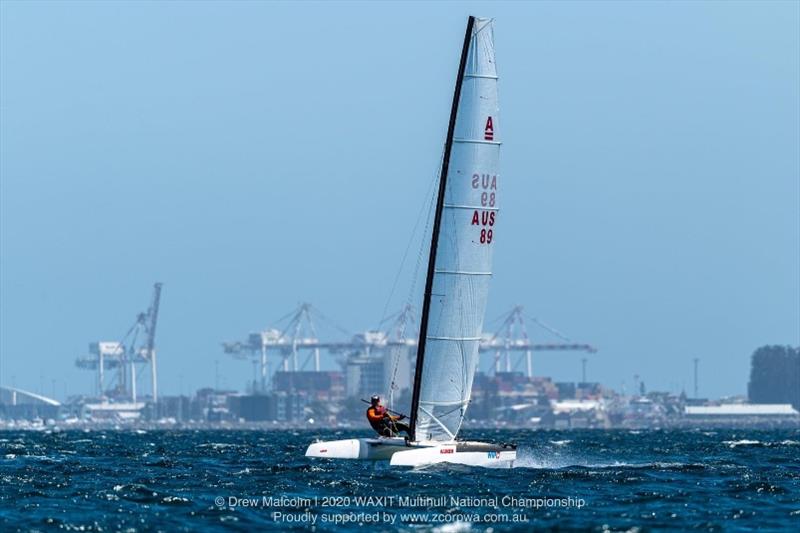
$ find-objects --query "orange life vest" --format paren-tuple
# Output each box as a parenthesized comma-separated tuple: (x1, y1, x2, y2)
(366, 405, 387, 432)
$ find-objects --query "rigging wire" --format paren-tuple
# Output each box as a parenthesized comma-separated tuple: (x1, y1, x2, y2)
(374, 167, 440, 329)
(386, 155, 443, 410)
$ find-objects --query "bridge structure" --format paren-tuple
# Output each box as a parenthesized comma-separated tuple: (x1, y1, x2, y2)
(0, 385, 62, 421)
(0, 386, 61, 407)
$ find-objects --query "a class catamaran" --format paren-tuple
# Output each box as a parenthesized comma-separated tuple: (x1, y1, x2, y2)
(306, 16, 516, 467)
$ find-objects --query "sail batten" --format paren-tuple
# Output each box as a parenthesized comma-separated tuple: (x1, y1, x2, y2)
(410, 17, 500, 443)
(443, 204, 499, 211)
(434, 270, 492, 276)
(453, 139, 502, 145)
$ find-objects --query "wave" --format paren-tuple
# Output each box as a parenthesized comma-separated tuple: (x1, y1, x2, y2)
(196, 442, 240, 450)
(723, 439, 761, 448)
(432, 522, 473, 533)
(722, 439, 799, 448)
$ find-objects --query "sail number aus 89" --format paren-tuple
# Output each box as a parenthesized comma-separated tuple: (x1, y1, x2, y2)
(471, 173, 497, 245)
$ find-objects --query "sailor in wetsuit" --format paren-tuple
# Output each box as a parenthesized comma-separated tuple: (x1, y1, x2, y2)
(365, 395, 411, 438)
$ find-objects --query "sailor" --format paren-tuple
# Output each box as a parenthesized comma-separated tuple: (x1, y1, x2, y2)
(366, 395, 410, 438)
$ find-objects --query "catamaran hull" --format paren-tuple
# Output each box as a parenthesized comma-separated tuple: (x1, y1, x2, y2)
(306, 438, 516, 467)
(390, 442, 516, 468)
(305, 438, 409, 460)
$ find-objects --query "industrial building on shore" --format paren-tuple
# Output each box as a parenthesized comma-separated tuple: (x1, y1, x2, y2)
(2, 290, 797, 430)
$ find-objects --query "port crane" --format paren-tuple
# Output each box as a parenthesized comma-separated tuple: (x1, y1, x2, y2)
(223, 303, 596, 390)
(482, 305, 597, 376)
(75, 283, 163, 403)
(222, 303, 419, 392)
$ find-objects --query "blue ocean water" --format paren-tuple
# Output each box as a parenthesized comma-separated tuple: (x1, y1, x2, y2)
(1, 428, 798, 531)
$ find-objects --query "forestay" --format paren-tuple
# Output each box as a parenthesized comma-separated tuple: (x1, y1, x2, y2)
(413, 18, 500, 442)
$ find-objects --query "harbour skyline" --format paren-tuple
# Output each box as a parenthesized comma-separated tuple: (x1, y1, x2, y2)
(1, 1, 798, 400)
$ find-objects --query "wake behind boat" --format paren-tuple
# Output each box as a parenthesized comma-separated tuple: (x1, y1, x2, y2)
(306, 16, 515, 468)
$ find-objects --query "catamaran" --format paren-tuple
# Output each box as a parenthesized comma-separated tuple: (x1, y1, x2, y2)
(306, 16, 516, 467)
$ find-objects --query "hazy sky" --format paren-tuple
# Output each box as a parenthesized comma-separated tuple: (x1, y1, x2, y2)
(1, 1, 798, 401)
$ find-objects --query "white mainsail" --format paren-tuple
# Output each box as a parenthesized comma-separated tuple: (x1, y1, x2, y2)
(412, 18, 500, 442)
(306, 17, 516, 467)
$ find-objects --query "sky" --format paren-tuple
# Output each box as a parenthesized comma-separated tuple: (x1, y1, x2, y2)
(1, 1, 798, 401)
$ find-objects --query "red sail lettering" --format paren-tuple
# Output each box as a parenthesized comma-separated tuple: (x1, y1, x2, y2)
(484, 116, 494, 140)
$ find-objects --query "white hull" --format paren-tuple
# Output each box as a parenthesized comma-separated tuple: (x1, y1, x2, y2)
(305, 437, 410, 460)
(306, 438, 516, 468)
(390, 442, 516, 468)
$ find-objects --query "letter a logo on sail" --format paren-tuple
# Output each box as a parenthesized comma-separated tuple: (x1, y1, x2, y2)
(484, 116, 494, 141)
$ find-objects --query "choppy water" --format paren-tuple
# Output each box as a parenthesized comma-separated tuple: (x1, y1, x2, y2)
(1, 428, 799, 531)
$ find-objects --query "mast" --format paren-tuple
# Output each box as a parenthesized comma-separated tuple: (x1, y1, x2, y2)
(409, 16, 475, 441)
